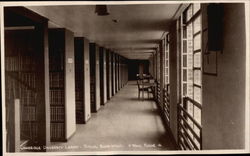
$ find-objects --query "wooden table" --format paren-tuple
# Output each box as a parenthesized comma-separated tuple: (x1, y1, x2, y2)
(142, 82, 156, 88)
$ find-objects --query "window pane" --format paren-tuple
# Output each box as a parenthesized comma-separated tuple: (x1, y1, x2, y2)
(183, 69, 187, 81)
(193, 15, 201, 34)
(194, 105, 201, 125)
(187, 54, 193, 68)
(183, 26, 187, 38)
(194, 86, 201, 103)
(187, 83, 193, 98)
(194, 33, 201, 50)
(194, 52, 201, 68)
(186, 5, 193, 21)
(193, 3, 201, 15)
(194, 137, 201, 149)
(194, 125, 200, 137)
(183, 55, 187, 67)
(183, 83, 187, 96)
(187, 24, 193, 40)
(183, 40, 187, 53)
(187, 69, 193, 82)
(166, 42, 169, 51)
(165, 76, 168, 84)
(194, 70, 201, 85)
(187, 100, 194, 116)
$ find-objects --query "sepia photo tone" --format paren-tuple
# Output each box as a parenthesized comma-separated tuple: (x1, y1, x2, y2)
(0, 1, 249, 155)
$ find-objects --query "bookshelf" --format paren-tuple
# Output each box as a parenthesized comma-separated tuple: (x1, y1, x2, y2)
(73, 37, 91, 123)
(5, 29, 40, 147)
(89, 43, 96, 112)
(113, 53, 116, 95)
(89, 43, 100, 112)
(74, 38, 85, 123)
(111, 52, 114, 96)
(99, 47, 104, 105)
(4, 7, 50, 152)
(106, 50, 111, 100)
(102, 48, 107, 104)
(114, 54, 118, 93)
(49, 29, 66, 142)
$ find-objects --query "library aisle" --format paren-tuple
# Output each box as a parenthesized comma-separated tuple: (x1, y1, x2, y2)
(48, 81, 177, 152)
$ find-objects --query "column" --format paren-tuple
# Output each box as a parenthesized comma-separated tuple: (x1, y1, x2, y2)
(83, 38, 91, 122)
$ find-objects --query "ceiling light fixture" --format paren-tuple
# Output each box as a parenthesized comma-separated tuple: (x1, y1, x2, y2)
(112, 19, 118, 23)
(95, 5, 109, 16)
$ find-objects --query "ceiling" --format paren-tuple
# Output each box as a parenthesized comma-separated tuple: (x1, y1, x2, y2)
(26, 4, 182, 60)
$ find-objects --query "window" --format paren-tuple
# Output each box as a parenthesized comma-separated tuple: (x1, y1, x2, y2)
(164, 34, 170, 86)
(163, 34, 170, 125)
(179, 4, 202, 150)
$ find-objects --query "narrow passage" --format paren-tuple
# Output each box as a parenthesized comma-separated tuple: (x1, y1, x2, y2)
(49, 81, 177, 152)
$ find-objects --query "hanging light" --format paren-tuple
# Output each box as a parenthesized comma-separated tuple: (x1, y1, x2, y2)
(95, 5, 109, 16)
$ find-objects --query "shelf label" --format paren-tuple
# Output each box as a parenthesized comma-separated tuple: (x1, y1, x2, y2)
(68, 58, 73, 64)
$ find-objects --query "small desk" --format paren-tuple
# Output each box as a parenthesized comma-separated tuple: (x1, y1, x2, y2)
(142, 82, 156, 88)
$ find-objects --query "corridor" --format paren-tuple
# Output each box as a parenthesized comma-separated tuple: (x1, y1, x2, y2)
(2, 1, 248, 155)
(48, 81, 177, 152)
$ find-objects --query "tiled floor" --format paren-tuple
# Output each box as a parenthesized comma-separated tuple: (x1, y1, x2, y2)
(48, 81, 177, 152)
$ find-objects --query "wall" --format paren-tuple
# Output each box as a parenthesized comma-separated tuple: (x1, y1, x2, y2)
(0, 9, 2, 149)
(64, 29, 76, 139)
(202, 3, 246, 149)
(43, 23, 51, 147)
(148, 56, 154, 76)
(128, 60, 139, 80)
(169, 21, 178, 141)
(128, 59, 149, 80)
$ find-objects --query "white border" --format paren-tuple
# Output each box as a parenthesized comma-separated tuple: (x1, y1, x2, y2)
(0, 4, 6, 155)
(1, 0, 249, 155)
(245, 0, 250, 152)
(0, 0, 249, 6)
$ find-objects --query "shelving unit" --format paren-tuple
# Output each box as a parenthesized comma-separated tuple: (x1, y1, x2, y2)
(74, 38, 85, 123)
(111, 52, 114, 96)
(89, 43, 96, 112)
(89, 43, 100, 112)
(99, 47, 107, 105)
(106, 50, 111, 100)
(49, 29, 66, 142)
(5, 30, 39, 144)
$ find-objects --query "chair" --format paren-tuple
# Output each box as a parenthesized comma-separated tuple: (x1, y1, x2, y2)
(136, 74, 140, 80)
(147, 79, 156, 99)
(137, 79, 149, 100)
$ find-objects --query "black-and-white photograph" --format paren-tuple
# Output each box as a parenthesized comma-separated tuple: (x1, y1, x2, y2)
(0, 0, 249, 155)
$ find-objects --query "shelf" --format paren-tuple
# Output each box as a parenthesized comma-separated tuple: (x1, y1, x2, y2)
(49, 70, 64, 72)
(23, 104, 37, 107)
(50, 87, 64, 90)
(51, 121, 65, 123)
(21, 120, 37, 123)
(49, 29, 66, 142)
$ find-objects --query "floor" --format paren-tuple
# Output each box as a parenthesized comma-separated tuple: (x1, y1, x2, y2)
(48, 81, 177, 152)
